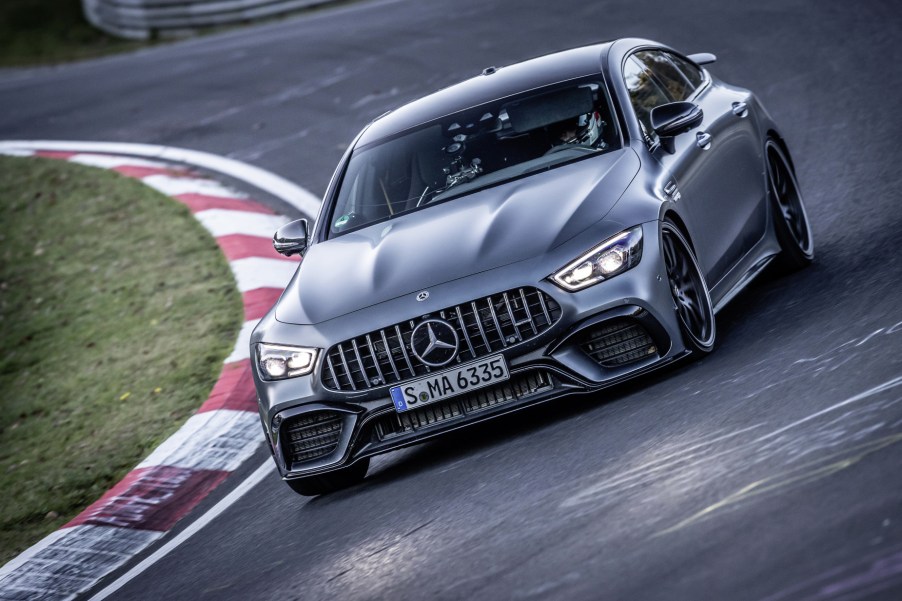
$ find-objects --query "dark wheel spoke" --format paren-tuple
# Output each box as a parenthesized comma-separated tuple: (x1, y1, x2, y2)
(689, 310, 705, 338)
(663, 225, 714, 352)
(683, 298, 702, 336)
(684, 288, 702, 312)
(684, 290, 704, 335)
(766, 141, 814, 271)
(677, 256, 692, 281)
(662, 237, 677, 271)
(781, 205, 794, 222)
(769, 158, 781, 193)
(779, 175, 789, 197)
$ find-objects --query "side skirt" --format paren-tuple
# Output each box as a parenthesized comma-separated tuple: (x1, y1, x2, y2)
(711, 249, 778, 314)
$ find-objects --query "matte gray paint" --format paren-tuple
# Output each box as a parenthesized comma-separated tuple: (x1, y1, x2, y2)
(276, 149, 640, 325)
(252, 38, 796, 480)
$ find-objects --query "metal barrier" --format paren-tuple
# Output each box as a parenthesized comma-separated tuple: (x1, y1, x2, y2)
(82, 0, 334, 39)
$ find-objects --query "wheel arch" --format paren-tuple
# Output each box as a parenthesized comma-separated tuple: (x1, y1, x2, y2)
(766, 130, 796, 174)
(661, 209, 697, 256)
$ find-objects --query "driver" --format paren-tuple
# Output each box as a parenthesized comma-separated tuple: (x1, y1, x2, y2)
(550, 111, 605, 148)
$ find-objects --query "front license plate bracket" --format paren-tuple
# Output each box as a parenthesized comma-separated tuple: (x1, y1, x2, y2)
(389, 355, 509, 412)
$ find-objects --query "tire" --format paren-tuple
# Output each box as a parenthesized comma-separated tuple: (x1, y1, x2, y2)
(661, 221, 716, 355)
(285, 457, 370, 497)
(765, 140, 814, 271)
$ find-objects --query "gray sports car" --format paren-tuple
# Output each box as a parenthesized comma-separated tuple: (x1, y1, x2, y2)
(251, 38, 813, 496)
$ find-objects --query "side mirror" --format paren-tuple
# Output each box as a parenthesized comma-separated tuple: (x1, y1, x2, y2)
(273, 219, 308, 257)
(650, 102, 704, 154)
(687, 52, 716, 66)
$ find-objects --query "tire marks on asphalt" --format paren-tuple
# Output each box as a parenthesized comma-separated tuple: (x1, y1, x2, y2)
(558, 320, 902, 540)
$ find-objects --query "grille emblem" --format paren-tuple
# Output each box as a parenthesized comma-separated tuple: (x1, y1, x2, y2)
(410, 319, 458, 367)
(416, 290, 429, 302)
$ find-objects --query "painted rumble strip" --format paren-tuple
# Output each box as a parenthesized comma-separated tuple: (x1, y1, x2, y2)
(0, 147, 309, 601)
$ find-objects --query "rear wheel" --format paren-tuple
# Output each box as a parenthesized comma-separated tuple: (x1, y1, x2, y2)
(661, 222, 716, 354)
(285, 457, 369, 496)
(766, 140, 814, 270)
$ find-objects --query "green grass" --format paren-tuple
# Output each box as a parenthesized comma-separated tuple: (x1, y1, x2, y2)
(0, 0, 358, 68)
(0, 0, 146, 67)
(0, 156, 243, 564)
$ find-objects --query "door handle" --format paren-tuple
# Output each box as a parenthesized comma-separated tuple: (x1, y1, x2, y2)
(731, 101, 748, 117)
(696, 131, 712, 149)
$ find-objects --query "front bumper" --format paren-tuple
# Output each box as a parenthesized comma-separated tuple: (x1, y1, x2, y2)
(253, 220, 688, 479)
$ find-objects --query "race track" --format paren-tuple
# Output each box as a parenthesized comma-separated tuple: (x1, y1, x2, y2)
(2, 0, 902, 599)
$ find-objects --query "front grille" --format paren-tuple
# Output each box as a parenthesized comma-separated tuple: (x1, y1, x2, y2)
(372, 369, 554, 441)
(282, 411, 343, 465)
(581, 319, 658, 367)
(322, 287, 561, 392)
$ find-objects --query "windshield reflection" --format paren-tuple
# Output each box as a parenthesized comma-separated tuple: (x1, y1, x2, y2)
(328, 78, 621, 237)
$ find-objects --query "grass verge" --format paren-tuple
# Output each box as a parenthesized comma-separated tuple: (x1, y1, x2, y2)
(0, 0, 359, 68)
(0, 1, 146, 68)
(0, 156, 244, 565)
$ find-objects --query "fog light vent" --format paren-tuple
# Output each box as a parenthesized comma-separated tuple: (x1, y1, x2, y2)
(581, 319, 657, 367)
(282, 411, 343, 465)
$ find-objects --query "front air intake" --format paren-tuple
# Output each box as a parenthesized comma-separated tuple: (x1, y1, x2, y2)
(581, 319, 658, 367)
(281, 411, 343, 465)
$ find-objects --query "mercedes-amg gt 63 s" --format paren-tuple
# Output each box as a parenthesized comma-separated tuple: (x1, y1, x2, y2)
(251, 38, 814, 496)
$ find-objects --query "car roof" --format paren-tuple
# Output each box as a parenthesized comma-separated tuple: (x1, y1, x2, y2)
(357, 41, 614, 146)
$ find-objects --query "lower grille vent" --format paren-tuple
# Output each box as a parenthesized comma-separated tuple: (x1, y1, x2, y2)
(282, 411, 343, 465)
(582, 319, 657, 367)
(373, 370, 554, 441)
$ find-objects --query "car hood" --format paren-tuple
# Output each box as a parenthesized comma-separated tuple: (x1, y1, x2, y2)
(276, 148, 640, 325)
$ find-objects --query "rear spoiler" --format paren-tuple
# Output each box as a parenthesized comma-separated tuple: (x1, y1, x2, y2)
(687, 52, 717, 65)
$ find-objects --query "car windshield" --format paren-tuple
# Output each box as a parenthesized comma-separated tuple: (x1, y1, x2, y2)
(327, 77, 620, 236)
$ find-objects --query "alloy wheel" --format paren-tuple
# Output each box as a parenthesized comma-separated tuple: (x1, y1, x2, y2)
(766, 141, 814, 263)
(661, 224, 715, 352)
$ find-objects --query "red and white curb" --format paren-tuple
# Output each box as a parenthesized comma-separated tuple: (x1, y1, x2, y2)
(0, 145, 313, 601)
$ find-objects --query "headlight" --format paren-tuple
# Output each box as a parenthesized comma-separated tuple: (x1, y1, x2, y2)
(550, 226, 643, 291)
(256, 343, 318, 380)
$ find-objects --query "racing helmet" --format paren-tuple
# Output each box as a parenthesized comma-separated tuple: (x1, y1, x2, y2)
(573, 111, 603, 146)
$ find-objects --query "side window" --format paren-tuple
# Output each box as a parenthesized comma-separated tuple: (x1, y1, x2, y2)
(623, 56, 670, 142)
(668, 53, 705, 89)
(635, 50, 695, 102)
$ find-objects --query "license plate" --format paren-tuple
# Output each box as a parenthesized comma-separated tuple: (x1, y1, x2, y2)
(390, 354, 509, 412)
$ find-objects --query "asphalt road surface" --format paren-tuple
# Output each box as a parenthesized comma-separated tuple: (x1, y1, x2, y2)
(3, 0, 902, 599)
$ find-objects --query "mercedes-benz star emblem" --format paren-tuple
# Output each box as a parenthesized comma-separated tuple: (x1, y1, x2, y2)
(416, 290, 429, 302)
(410, 319, 459, 367)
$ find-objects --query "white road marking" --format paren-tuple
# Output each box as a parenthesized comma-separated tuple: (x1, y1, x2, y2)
(0, 529, 70, 580)
(136, 410, 261, 472)
(223, 319, 260, 363)
(0, 140, 321, 216)
(88, 460, 275, 601)
(142, 174, 246, 198)
(229, 256, 298, 293)
(0, 148, 34, 156)
(68, 154, 168, 169)
(0, 526, 162, 601)
(194, 208, 288, 238)
(0, 141, 293, 601)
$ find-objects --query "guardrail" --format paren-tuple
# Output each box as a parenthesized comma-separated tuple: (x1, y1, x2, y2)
(82, 0, 334, 39)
